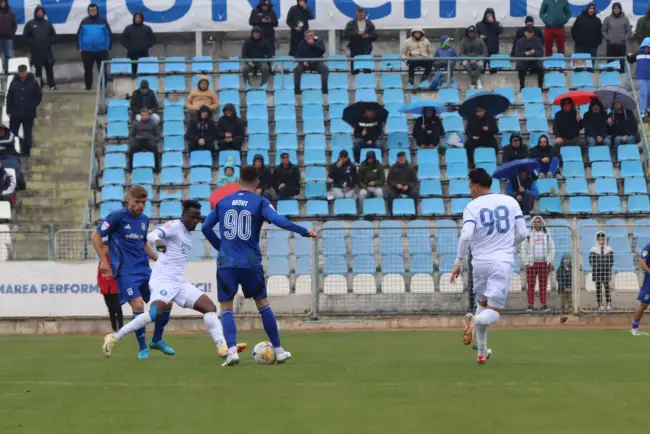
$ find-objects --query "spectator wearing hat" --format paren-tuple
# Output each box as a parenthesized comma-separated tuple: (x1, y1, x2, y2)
(358, 150, 385, 201)
(241, 26, 272, 89)
(24, 5, 56, 90)
(433, 35, 457, 81)
(402, 26, 434, 86)
(502, 133, 529, 164)
(581, 99, 611, 147)
(603, 2, 631, 73)
(329, 150, 357, 199)
(286, 0, 313, 57)
(7, 65, 42, 157)
(253, 154, 275, 200)
(459, 25, 488, 89)
(412, 107, 444, 148)
(511, 16, 543, 56)
(464, 105, 498, 168)
(272, 152, 301, 200)
(121, 11, 155, 75)
(215, 103, 245, 152)
(185, 105, 218, 153)
(476, 8, 503, 58)
(130, 79, 159, 123)
(386, 151, 418, 211)
(608, 101, 638, 150)
(249, 0, 278, 55)
(514, 25, 544, 90)
(185, 75, 218, 116)
(635, 5, 650, 42)
(505, 168, 539, 215)
(345, 7, 377, 71)
(539, 0, 571, 56)
(531, 134, 561, 177)
(76, 3, 112, 90)
(571, 3, 602, 58)
(294, 30, 328, 95)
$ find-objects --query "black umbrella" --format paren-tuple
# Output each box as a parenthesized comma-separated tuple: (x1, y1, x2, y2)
(342, 101, 389, 127)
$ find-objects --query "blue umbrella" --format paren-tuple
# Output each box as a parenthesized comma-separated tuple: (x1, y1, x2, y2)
(492, 158, 541, 180)
(458, 91, 510, 118)
(399, 100, 447, 115)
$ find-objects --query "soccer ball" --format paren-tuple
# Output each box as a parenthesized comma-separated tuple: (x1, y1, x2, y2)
(252, 341, 276, 364)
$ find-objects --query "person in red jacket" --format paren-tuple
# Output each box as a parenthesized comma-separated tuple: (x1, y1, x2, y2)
(98, 240, 123, 331)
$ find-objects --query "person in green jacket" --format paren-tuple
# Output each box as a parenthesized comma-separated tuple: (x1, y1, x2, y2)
(358, 150, 385, 201)
(636, 5, 650, 41)
(539, 0, 571, 56)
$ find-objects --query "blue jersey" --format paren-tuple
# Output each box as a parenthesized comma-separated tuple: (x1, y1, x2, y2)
(202, 190, 309, 268)
(642, 243, 650, 276)
(96, 207, 151, 277)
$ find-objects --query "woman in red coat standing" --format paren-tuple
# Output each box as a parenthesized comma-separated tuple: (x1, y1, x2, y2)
(98, 240, 123, 331)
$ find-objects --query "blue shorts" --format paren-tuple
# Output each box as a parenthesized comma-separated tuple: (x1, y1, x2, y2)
(217, 266, 267, 302)
(116, 273, 151, 305)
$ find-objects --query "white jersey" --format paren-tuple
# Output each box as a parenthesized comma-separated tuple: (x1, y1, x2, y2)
(150, 220, 192, 282)
(461, 193, 527, 265)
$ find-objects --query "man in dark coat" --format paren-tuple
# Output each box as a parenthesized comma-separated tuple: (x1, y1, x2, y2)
(128, 108, 160, 171)
(511, 16, 543, 56)
(293, 30, 328, 94)
(553, 97, 585, 150)
(215, 103, 245, 151)
(608, 101, 639, 150)
(581, 99, 610, 147)
(476, 8, 503, 57)
(253, 154, 275, 200)
(24, 6, 56, 89)
(241, 27, 272, 88)
(352, 109, 384, 162)
(386, 151, 418, 213)
(514, 25, 544, 90)
(286, 0, 313, 57)
(130, 79, 159, 123)
(571, 3, 602, 57)
(0, 0, 16, 76)
(329, 149, 358, 199)
(7, 65, 42, 157)
(531, 134, 561, 177)
(502, 133, 529, 163)
(121, 11, 155, 75)
(344, 7, 377, 71)
(185, 105, 218, 153)
(272, 152, 301, 199)
(464, 105, 498, 168)
(76, 3, 112, 90)
(248, 0, 278, 55)
(412, 107, 444, 148)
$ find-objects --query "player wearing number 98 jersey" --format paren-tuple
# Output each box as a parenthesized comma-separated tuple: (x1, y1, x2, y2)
(451, 169, 529, 364)
(202, 165, 316, 366)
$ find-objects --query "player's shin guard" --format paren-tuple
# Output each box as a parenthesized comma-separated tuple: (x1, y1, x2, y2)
(115, 312, 152, 345)
(475, 308, 500, 327)
(204, 312, 226, 347)
(152, 308, 172, 343)
(221, 310, 237, 350)
(259, 305, 281, 349)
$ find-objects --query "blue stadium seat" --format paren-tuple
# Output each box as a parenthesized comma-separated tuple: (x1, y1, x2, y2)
(247, 90, 267, 106)
(305, 200, 328, 217)
(474, 148, 496, 164)
(386, 117, 407, 133)
(548, 87, 569, 105)
(621, 160, 643, 178)
(569, 196, 592, 213)
(218, 90, 239, 107)
(273, 73, 294, 90)
(477, 161, 497, 175)
(328, 103, 346, 120)
(163, 105, 184, 122)
(446, 148, 467, 164)
(421, 198, 445, 215)
(275, 119, 298, 135)
(216, 150, 238, 167)
(276, 200, 299, 217)
(489, 53, 510, 70)
(218, 74, 239, 90)
(107, 105, 128, 123)
(417, 148, 438, 165)
(524, 103, 545, 118)
(159, 167, 182, 185)
(305, 182, 327, 199)
(327, 55, 348, 72)
(438, 88, 459, 104)
(302, 105, 324, 121)
(107, 98, 129, 108)
(571, 53, 593, 70)
(598, 195, 622, 213)
(494, 87, 515, 104)
(300, 74, 322, 91)
(303, 90, 324, 105)
(560, 146, 582, 163)
(218, 57, 240, 73)
(521, 87, 543, 103)
(332, 134, 353, 152)
(449, 179, 469, 196)
(104, 153, 127, 169)
(295, 233, 312, 258)
(382, 255, 405, 274)
(273, 56, 295, 72)
(362, 198, 386, 216)
(328, 73, 349, 90)
(190, 167, 212, 184)
(407, 220, 431, 253)
(411, 253, 433, 274)
(624, 177, 647, 195)
(303, 166, 324, 183)
(331, 119, 352, 135)
(352, 54, 374, 71)
(160, 190, 182, 201)
(595, 177, 618, 195)
(160, 200, 182, 218)
(328, 89, 349, 105)
(248, 134, 270, 150)
(248, 119, 269, 135)
(101, 186, 123, 203)
(384, 89, 405, 104)
(133, 152, 155, 169)
(102, 169, 125, 186)
(274, 89, 296, 106)
(588, 146, 612, 163)
(164, 75, 187, 93)
(191, 56, 213, 72)
(572, 71, 594, 88)
(355, 89, 377, 102)
(385, 103, 405, 118)
(592, 161, 614, 178)
(247, 105, 268, 121)
(605, 219, 627, 238)
(537, 178, 559, 195)
(324, 255, 347, 276)
(563, 161, 586, 178)
(355, 73, 376, 89)
(381, 54, 402, 71)
(392, 198, 416, 216)
(101, 201, 122, 218)
(565, 177, 588, 195)
(305, 134, 327, 150)
(451, 198, 470, 214)
(544, 53, 565, 70)
(618, 144, 638, 162)
(447, 162, 468, 179)
(333, 198, 357, 216)
(353, 255, 377, 275)
(629, 195, 650, 213)
(540, 197, 562, 213)
(131, 168, 154, 185)
(188, 183, 211, 200)
(163, 121, 184, 137)
(464, 88, 482, 101)
(106, 121, 128, 138)
(544, 72, 566, 88)
(442, 115, 464, 132)
(418, 161, 441, 180)
(498, 115, 519, 132)
(109, 58, 131, 75)
(599, 71, 621, 87)
(613, 253, 635, 272)
(381, 74, 402, 89)
(438, 255, 458, 273)
(387, 132, 409, 149)
(304, 148, 326, 166)
(276, 134, 298, 152)
(526, 116, 548, 132)
(164, 57, 186, 74)
(303, 119, 325, 135)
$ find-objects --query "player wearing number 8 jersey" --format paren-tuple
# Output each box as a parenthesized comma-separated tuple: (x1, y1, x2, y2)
(202, 166, 316, 366)
(451, 169, 529, 364)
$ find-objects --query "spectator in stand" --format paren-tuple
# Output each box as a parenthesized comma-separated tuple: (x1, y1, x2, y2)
(571, 3, 602, 58)
(253, 154, 275, 200)
(608, 101, 638, 150)
(506, 168, 539, 216)
(130, 79, 159, 123)
(358, 150, 384, 201)
(7, 65, 42, 157)
(329, 150, 357, 199)
(128, 108, 160, 171)
(185, 75, 218, 116)
(464, 105, 498, 168)
(531, 134, 561, 177)
(511, 16, 543, 56)
(77, 3, 112, 91)
(412, 107, 443, 149)
(273, 152, 301, 200)
(589, 231, 614, 311)
(540, 0, 570, 56)
(24, 5, 56, 90)
(556, 253, 573, 316)
(553, 97, 585, 150)
(294, 30, 328, 95)
(98, 238, 122, 332)
(352, 108, 384, 163)
(581, 99, 610, 147)
(217, 157, 238, 187)
(0, 0, 16, 76)
(635, 5, 650, 42)
(386, 151, 418, 212)
(286, 0, 313, 57)
(628, 39, 650, 119)
(249, 0, 278, 55)
(522, 216, 555, 312)
(476, 8, 503, 60)
(0, 124, 15, 158)
(502, 133, 529, 164)
(602, 2, 631, 73)
(185, 105, 218, 154)
(433, 35, 457, 82)
(345, 7, 377, 71)
(459, 26, 488, 90)
(402, 26, 433, 86)
(0, 159, 15, 204)
(241, 27, 272, 89)
(215, 103, 245, 152)
(121, 11, 155, 76)
(514, 25, 544, 90)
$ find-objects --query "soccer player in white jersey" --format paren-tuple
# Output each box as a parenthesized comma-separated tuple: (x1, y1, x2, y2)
(450, 169, 529, 364)
(102, 200, 245, 359)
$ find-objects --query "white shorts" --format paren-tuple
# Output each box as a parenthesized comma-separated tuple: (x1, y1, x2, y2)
(149, 278, 204, 309)
(471, 261, 513, 309)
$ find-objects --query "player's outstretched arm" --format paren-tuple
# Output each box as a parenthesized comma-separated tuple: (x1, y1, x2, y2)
(261, 199, 314, 237)
(201, 207, 222, 250)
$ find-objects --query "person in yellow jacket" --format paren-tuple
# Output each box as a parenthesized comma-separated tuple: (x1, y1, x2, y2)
(401, 26, 433, 86)
(185, 75, 218, 116)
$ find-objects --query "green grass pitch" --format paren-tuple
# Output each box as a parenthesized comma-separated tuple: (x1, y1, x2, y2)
(0, 329, 647, 434)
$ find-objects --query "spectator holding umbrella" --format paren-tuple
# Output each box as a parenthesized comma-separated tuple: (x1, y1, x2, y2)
(531, 134, 561, 177)
(286, 0, 313, 57)
(412, 107, 444, 149)
(571, 3, 602, 58)
(24, 5, 56, 90)
(502, 133, 529, 164)
(608, 101, 638, 150)
(581, 99, 610, 147)
(121, 11, 155, 76)
(464, 105, 498, 168)
(344, 101, 387, 163)
(627, 39, 650, 119)
(505, 167, 539, 215)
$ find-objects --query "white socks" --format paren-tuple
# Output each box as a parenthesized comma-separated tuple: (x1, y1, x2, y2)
(476, 326, 488, 356)
(475, 308, 500, 326)
(115, 312, 152, 340)
(474, 308, 500, 357)
(203, 312, 226, 347)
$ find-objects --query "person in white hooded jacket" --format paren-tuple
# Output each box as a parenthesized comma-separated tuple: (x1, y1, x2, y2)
(522, 216, 555, 312)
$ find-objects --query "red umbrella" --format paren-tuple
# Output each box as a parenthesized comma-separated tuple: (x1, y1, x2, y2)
(209, 183, 240, 209)
(552, 90, 598, 106)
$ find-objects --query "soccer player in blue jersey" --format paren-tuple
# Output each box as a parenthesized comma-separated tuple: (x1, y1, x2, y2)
(202, 165, 316, 367)
(91, 185, 174, 359)
(632, 242, 650, 335)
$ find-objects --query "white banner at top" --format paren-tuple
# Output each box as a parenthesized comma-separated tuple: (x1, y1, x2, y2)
(9, 0, 650, 35)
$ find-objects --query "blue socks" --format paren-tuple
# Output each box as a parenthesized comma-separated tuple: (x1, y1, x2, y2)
(260, 305, 281, 348)
(633, 319, 640, 329)
(152, 309, 172, 343)
(221, 310, 237, 348)
(133, 312, 147, 351)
